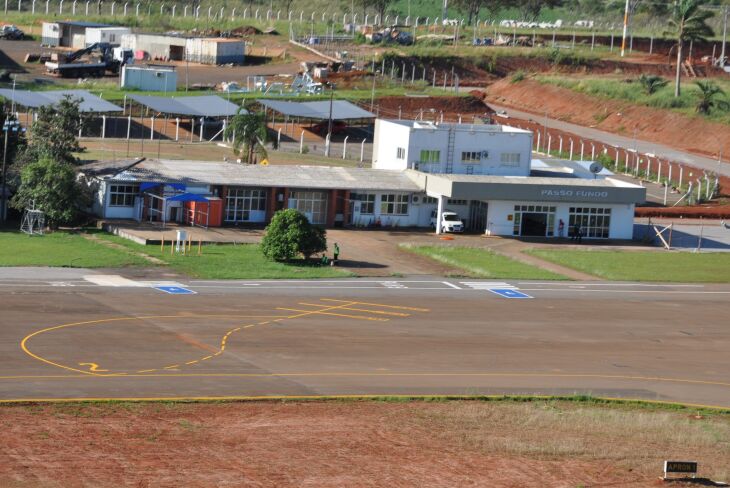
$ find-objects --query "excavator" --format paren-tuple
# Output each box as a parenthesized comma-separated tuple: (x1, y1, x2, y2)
(45, 42, 133, 78)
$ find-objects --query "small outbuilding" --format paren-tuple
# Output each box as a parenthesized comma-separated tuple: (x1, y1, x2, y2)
(41, 21, 109, 47)
(121, 65, 177, 92)
(85, 26, 131, 47)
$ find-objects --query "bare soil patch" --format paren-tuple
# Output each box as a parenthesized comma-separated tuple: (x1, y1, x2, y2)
(484, 78, 730, 163)
(1, 400, 728, 487)
(375, 94, 491, 121)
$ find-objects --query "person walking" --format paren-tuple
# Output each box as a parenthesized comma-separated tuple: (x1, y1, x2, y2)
(576, 225, 583, 244)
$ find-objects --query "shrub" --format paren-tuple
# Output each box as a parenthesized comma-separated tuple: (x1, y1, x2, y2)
(261, 209, 327, 262)
(510, 70, 526, 83)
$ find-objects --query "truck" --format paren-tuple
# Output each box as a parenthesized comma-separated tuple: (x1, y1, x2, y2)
(431, 210, 465, 233)
(45, 43, 133, 78)
(0, 25, 25, 40)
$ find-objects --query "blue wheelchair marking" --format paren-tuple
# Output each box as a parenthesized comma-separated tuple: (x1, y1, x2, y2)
(155, 286, 197, 295)
(489, 288, 533, 299)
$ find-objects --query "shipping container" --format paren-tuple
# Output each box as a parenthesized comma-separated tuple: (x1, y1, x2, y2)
(184, 38, 244, 65)
(85, 27, 131, 47)
(121, 33, 188, 61)
(121, 65, 177, 92)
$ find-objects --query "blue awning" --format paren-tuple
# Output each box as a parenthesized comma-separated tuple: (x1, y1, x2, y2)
(166, 193, 209, 203)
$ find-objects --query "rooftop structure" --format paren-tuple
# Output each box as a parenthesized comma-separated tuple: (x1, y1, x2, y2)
(0, 89, 122, 113)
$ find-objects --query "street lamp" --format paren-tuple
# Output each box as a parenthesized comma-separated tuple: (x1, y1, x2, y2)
(2, 118, 24, 222)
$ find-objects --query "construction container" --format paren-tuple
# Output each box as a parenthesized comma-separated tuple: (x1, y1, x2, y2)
(185, 38, 245, 65)
(121, 33, 188, 61)
(121, 65, 177, 92)
(41, 21, 108, 47)
(85, 27, 131, 47)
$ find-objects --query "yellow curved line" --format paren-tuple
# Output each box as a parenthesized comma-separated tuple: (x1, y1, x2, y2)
(20, 314, 289, 376)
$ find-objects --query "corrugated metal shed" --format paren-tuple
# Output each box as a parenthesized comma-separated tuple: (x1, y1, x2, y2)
(0, 89, 122, 113)
(128, 94, 241, 117)
(83, 159, 422, 192)
(259, 100, 374, 120)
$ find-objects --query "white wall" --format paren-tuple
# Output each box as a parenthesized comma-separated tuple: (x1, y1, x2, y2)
(121, 66, 177, 91)
(86, 27, 131, 46)
(372, 119, 532, 176)
(351, 191, 435, 228)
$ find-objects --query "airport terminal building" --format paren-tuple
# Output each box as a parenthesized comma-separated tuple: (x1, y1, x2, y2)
(81, 117, 645, 239)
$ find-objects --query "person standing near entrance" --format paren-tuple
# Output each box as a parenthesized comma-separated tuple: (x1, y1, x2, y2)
(558, 219, 565, 238)
(575, 225, 583, 243)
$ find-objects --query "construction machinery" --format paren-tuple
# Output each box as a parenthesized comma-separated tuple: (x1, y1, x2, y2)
(45, 43, 133, 78)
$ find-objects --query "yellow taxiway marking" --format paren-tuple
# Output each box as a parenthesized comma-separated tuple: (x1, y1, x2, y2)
(78, 363, 108, 373)
(22, 300, 427, 376)
(277, 307, 389, 322)
(319, 298, 430, 312)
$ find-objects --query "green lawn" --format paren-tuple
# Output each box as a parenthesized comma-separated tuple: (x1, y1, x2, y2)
(0, 231, 150, 268)
(401, 245, 567, 280)
(97, 234, 351, 279)
(527, 249, 730, 283)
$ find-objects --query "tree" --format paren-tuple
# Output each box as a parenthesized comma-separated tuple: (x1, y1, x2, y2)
(261, 209, 327, 262)
(694, 80, 729, 114)
(357, 0, 392, 23)
(10, 157, 90, 228)
(513, 0, 563, 21)
(451, 0, 510, 25)
(17, 95, 83, 168)
(666, 0, 714, 98)
(223, 108, 270, 164)
(638, 74, 668, 95)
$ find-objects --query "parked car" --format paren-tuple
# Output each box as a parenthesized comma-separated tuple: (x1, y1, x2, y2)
(311, 120, 348, 136)
(430, 210, 464, 233)
(0, 25, 25, 40)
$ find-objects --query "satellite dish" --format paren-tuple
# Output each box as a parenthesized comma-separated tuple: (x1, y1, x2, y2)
(589, 162, 604, 174)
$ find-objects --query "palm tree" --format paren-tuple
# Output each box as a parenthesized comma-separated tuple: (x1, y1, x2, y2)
(223, 108, 271, 164)
(666, 0, 714, 98)
(694, 80, 729, 114)
(638, 74, 668, 95)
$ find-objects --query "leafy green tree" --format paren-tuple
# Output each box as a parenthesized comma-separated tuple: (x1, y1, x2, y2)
(224, 108, 271, 164)
(513, 0, 563, 21)
(451, 0, 510, 25)
(11, 157, 90, 228)
(261, 209, 327, 261)
(17, 95, 83, 167)
(638, 74, 668, 95)
(357, 0, 393, 23)
(694, 80, 729, 114)
(666, 0, 714, 98)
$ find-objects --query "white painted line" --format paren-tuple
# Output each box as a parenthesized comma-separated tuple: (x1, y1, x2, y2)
(521, 288, 730, 295)
(442, 281, 462, 289)
(517, 282, 705, 288)
(83, 275, 144, 287)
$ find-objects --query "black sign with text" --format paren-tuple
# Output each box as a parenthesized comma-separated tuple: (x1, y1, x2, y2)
(664, 461, 698, 475)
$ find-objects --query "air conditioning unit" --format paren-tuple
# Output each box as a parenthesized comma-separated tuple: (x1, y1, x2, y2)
(481, 150, 489, 158)
(411, 195, 421, 205)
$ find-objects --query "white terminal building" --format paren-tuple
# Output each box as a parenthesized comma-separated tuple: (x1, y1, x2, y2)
(83, 118, 645, 240)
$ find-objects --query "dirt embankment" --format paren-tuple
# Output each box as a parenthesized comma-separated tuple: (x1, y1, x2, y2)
(484, 78, 730, 162)
(375, 95, 492, 120)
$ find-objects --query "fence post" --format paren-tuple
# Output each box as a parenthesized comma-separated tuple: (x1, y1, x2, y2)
(300, 131, 304, 153)
(580, 140, 584, 160)
(102, 115, 106, 139)
(277, 128, 281, 149)
(175, 118, 179, 141)
(360, 139, 365, 162)
(342, 136, 348, 159)
(569, 139, 574, 160)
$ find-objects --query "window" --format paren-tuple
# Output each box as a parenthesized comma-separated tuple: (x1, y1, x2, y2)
(448, 199, 468, 206)
(569, 207, 612, 238)
(423, 196, 438, 204)
(466, 165, 475, 175)
(500, 153, 521, 167)
(351, 193, 376, 214)
(109, 184, 138, 207)
(396, 147, 406, 160)
(512, 204, 557, 237)
(461, 151, 481, 163)
(381, 194, 409, 215)
(225, 188, 267, 222)
(289, 190, 328, 224)
(419, 150, 440, 163)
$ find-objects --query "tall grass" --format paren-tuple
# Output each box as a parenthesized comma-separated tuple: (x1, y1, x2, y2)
(538, 75, 730, 126)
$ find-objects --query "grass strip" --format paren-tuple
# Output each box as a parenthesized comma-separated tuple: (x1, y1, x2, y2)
(527, 249, 730, 283)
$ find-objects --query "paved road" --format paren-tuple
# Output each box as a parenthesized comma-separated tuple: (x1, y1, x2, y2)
(1, 269, 728, 407)
(489, 103, 729, 177)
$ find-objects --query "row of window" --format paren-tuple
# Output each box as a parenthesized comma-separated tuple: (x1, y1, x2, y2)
(412, 150, 521, 166)
(511, 206, 612, 238)
(109, 184, 138, 207)
(351, 193, 409, 215)
(514, 205, 557, 213)
(225, 188, 267, 222)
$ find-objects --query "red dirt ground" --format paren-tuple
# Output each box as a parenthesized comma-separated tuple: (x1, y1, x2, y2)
(2, 401, 728, 487)
(484, 78, 730, 163)
(375, 95, 492, 121)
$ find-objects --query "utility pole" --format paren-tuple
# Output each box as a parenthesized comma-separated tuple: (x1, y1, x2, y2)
(620, 0, 630, 57)
(721, 5, 728, 68)
(327, 89, 334, 141)
(442, 0, 448, 21)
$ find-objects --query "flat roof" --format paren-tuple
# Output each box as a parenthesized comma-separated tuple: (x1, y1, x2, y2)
(259, 100, 374, 120)
(385, 119, 530, 134)
(52, 21, 110, 27)
(0, 89, 122, 113)
(82, 159, 423, 192)
(127, 94, 241, 117)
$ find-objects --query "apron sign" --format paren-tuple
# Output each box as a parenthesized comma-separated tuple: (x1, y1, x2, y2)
(663, 461, 698, 478)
